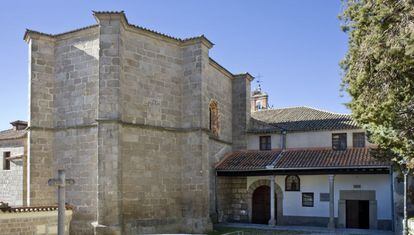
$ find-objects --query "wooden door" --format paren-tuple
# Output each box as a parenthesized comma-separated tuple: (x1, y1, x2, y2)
(346, 200, 369, 229)
(358, 200, 369, 229)
(252, 185, 270, 224)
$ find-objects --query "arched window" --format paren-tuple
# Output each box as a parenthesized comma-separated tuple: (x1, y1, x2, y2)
(256, 100, 262, 110)
(285, 175, 300, 191)
(209, 100, 219, 135)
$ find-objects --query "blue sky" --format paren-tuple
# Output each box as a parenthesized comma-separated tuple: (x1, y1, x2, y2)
(0, 0, 349, 130)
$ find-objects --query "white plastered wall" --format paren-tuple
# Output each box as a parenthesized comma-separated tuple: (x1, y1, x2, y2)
(247, 174, 391, 220)
(247, 129, 373, 150)
(247, 134, 281, 150)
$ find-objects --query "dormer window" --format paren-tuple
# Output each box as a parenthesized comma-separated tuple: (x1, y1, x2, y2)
(332, 133, 347, 150)
(209, 100, 219, 136)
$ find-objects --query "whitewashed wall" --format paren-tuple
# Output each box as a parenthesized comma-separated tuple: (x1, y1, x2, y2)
(247, 129, 373, 150)
(247, 134, 281, 150)
(247, 174, 391, 220)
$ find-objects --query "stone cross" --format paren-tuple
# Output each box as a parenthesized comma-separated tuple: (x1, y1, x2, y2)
(48, 170, 75, 235)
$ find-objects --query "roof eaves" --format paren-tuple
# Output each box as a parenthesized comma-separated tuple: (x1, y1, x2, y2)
(25, 11, 215, 48)
(234, 73, 254, 81)
(24, 24, 99, 42)
(209, 58, 234, 79)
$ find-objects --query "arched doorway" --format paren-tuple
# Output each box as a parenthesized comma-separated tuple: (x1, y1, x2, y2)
(247, 179, 283, 225)
(252, 185, 271, 224)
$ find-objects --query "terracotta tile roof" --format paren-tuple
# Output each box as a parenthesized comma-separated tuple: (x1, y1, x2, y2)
(216, 148, 389, 171)
(249, 106, 359, 133)
(215, 150, 282, 171)
(273, 148, 388, 169)
(0, 129, 27, 140)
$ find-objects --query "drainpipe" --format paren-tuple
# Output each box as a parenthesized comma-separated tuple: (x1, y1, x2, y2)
(390, 165, 395, 232)
(280, 131, 287, 150)
(215, 170, 219, 223)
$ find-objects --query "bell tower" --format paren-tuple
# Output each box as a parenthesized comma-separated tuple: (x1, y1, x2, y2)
(251, 75, 269, 112)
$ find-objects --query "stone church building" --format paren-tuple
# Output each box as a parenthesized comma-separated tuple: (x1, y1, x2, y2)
(0, 10, 405, 234)
(23, 11, 253, 234)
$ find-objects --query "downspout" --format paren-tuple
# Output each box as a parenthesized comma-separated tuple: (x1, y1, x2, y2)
(215, 170, 219, 222)
(280, 130, 287, 150)
(390, 165, 395, 232)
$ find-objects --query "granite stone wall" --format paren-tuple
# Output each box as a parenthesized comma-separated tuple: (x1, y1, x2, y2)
(0, 138, 25, 206)
(121, 126, 183, 234)
(0, 210, 72, 235)
(232, 74, 252, 150)
(54, 127, 98, 234)
(26, 11, 246, 234)
(217, 176, 248, 223)
(28, 37, 55, 207)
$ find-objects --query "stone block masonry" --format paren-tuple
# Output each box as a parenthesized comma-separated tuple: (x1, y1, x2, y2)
(0, 137, 26, 206)
(24, 11, 253, 234)
(0, 208, 72, 235)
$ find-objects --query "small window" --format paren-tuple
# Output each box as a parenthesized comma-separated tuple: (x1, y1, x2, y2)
(302, 193, 314, 207)
(209, 100, 219, 135)
(285, 175, 300, 191)
(353, 132, 365, 148)
(3, 152, 10, 170)
(256, 101, 262, 110)
(259, 136, 271, 150)
(332, 133, 347, 150)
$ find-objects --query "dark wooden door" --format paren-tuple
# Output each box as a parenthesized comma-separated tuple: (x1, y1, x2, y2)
(346, 200, 369, 229)
(252, 185, 270, 224)
(358, 200, 369, 229)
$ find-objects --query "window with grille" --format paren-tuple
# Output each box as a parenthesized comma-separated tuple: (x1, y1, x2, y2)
(332, 133, 347, 150)
(259, 136, 271, 150)
(353, 132, 366, 147)
(302, 193, 314, 207)
(285, 175, 300, 191)
(3, 152, 10, 170)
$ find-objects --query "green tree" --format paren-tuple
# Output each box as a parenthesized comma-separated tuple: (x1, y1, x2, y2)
(340, 0, 414, 166)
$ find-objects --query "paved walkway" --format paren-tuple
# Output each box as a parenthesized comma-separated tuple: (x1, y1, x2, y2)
(216, 223, 394, 235)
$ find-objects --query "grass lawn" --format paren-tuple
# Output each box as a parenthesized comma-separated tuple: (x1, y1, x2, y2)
(208, 227, 310, 235)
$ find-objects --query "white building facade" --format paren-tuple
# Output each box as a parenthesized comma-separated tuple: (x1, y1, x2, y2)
(216, 105, 393, 231)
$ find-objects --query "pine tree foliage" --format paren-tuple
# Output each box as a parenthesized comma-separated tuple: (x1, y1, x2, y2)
(340, 0, 414, 166)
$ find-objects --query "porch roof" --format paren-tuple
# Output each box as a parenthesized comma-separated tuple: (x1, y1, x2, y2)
(216, 148, 390, 176)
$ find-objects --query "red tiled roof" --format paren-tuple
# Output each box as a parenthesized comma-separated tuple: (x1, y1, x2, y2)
(273, 148, 387, 169)
(216, 150, 282, 171)
(216, 148, 389, 171)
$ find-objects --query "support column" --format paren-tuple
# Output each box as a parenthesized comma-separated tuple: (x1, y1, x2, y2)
(328, 175, 335, 229)
(269, 175, 276, 226)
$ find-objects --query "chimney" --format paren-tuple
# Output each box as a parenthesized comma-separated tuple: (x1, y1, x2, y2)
(10, 120, 28, 130)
